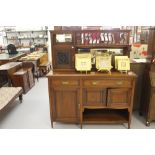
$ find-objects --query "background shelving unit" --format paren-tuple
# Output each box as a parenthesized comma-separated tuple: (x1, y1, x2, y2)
(5, 30, 48, 48)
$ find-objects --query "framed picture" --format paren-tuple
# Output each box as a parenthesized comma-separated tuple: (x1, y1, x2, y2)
(115, 56, 130, 71)
(96, 54, 112, 72)
(75, 53, 92, 72)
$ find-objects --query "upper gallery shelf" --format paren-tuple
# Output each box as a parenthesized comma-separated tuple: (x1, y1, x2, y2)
(51, 30, 130, 47)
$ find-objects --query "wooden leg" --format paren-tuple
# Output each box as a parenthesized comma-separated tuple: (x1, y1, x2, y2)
(50, 111, 54, 128)
(80, 123, 82, 129)
(80, 110, 83, 129)
(36, 71, 39, 81)
(128, 111, 131, 129)
(51, 120, 54, 128)
(19, 94, 23, 103)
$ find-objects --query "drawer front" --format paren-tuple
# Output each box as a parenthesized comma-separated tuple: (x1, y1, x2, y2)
(83, 79, 132, 87)
(52, 80, 79, 86)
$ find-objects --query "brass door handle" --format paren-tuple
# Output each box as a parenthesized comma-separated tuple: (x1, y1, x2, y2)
(62, 81, 69, 85)
(116, 81, 123, 85)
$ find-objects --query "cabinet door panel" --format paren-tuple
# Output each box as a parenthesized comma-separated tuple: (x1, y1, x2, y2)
(83, 88, 106, 107)
(150, 93, 155, 118)
(107, 88, 130, 107)
(54, 88, 79, 122)
(53, 46, 75, 69)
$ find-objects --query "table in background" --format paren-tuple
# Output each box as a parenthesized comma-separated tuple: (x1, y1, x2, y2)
(0, 52, 26, 66)
(0, 62, 22, 86)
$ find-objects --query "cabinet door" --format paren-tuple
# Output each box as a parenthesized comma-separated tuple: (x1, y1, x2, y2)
(53, 88, 79, 122)
(149, 90, 155, 119)
(53, 46, 75, 69)
(107, 88, 130, 107)
(83, 88, 106, 107)
(148, 29, 155, 55)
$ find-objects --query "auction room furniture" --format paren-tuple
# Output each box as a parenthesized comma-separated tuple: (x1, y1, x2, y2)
(39, 53, 52, 76)
(139, 71, 155, 126)
(139, 28, 155, 126)
(11, 62, 35, 94)
(47, 71, 136, 128)
(0, 52, 26, 65)
(0, 87, 23, 113)
(48, 29, 137, 128)
(130, 62, 151, 110)
(0, 62, 22, 86)
(19, 51, 47, 79)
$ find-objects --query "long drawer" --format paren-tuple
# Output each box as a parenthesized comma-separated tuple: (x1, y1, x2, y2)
(83, 79, 132, 88)
(52, 80, 79, 86)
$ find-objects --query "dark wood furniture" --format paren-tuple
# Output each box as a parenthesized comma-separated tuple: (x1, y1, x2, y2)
(11, 67, 35, 94)
(130, 62, 151, 110)
(147, 28, 155, 57)
(39, 62, 52, 75)
(50, 30, 131, 71)
(11, 69, 29, 94)
(0, 62, 22, 86)
(0, 52, 26, 65)
(139, 71, 155, 126)
(48, 29, 137, 128)
(47, 71, 136, 128)
(138, 28, 155, 126)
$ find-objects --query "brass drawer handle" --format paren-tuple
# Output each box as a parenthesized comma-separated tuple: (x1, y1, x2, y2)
(116, 81, 123, 85)
(92, 81, 98, 85)
(62, 81, 69, 85)
(78, 104, 80, 109)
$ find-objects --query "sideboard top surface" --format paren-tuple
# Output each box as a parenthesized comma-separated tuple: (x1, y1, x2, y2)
(47, 71, 137, 78)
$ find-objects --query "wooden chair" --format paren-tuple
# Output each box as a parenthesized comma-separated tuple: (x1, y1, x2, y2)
(39, 62, 52, 76)
(39, 53, 52, 76)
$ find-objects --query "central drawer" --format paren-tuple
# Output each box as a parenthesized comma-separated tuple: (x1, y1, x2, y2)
(83, 79, 132, 87)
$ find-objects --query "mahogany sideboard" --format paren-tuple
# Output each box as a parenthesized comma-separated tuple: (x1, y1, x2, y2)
(47, 71, 137, 128)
